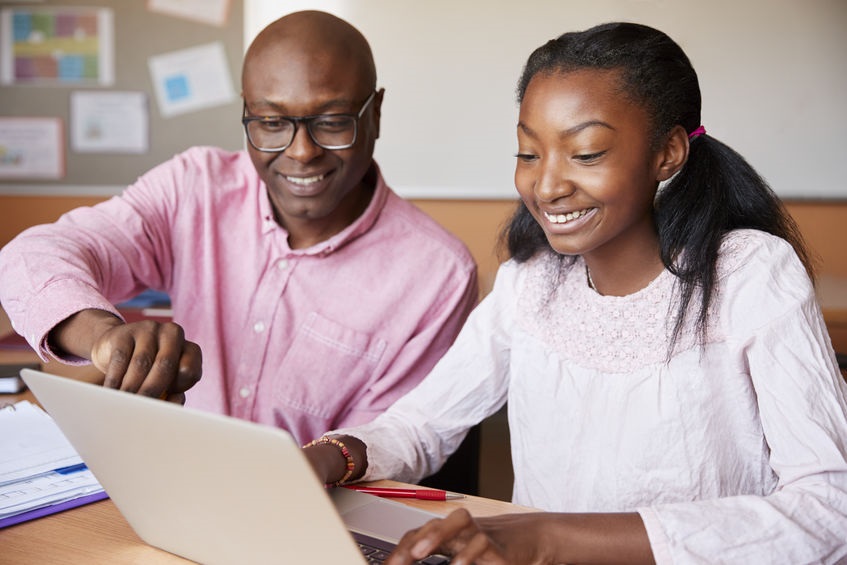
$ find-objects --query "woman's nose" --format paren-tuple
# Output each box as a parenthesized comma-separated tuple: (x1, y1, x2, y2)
(535, 160, 576, 202)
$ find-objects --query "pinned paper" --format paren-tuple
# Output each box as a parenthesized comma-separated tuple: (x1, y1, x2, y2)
(148, 42, 236, 118)
(0, 117, 64, 179)
(71, 91, 149, 154)
(147, 0, 231, 27)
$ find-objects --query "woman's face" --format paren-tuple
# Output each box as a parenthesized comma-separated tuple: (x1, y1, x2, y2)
(514, 69, 668, 264)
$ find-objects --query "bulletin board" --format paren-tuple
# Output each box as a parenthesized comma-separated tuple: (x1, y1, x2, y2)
(0, 0, 243, 195)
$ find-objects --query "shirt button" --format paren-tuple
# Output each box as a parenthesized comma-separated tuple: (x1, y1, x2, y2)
(239, 386, 251, 398)
(253, 321, 265, 333)
(277, 259, 289, 270)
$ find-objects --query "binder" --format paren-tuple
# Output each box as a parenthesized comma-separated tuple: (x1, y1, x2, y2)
(0, 400, 107, 528)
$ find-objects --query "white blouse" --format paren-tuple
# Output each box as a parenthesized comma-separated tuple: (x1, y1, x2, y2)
(335, 229, 847, 563)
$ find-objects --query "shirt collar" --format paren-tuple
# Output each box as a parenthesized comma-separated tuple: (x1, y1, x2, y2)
(259, 161, 389, 256)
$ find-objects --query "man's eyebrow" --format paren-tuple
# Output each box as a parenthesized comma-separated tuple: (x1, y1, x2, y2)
(246, 97, 357, 116)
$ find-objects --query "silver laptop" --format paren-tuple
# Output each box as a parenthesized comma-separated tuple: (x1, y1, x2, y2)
(21, 369, 449, 564)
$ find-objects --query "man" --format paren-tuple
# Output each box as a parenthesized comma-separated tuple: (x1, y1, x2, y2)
(0, 11, 477, 444)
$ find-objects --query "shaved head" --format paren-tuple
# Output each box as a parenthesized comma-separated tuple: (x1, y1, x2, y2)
(243, 10, 376, 92)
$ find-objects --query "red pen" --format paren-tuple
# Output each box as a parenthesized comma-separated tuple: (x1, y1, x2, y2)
(344, 485, 465, 500)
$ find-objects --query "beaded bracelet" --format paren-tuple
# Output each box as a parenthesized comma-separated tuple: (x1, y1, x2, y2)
(304, 435, 355, 487)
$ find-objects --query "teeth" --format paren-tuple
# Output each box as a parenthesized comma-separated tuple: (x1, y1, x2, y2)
(286, 173, 325, 185)
(544, 209, 590, 224)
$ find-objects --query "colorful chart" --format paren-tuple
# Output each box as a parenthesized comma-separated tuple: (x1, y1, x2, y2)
(7, 9, 109, 84)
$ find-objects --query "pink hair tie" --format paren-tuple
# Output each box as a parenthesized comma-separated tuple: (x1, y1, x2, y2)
(688, 125, 706, 139)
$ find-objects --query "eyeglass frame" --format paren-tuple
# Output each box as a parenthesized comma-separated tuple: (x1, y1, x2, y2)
(241, 90, 378, 153)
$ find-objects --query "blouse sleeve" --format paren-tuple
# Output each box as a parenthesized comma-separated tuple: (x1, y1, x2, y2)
(332, 260, 522, 483)
(640, 232, 847, 563)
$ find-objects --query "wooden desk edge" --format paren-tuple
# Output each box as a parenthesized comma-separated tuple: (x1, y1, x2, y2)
(1, 479, 532, 564)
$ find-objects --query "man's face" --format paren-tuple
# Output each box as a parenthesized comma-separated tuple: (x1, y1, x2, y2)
(242, 40, 381, 241)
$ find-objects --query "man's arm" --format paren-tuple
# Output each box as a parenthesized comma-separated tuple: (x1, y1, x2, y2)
(0, 158, 199, 400)
(49, 308, 201, 402)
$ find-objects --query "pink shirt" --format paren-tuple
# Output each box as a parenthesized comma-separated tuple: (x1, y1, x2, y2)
(0, 147, 478, 444)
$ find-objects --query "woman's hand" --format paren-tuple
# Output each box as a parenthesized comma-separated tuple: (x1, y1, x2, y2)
(302, 434, 368, 485)
(385, 509, 654, 565)
(385, 509, 551, 565)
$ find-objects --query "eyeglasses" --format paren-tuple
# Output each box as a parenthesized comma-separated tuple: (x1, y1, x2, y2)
(242, 91, 377, 152)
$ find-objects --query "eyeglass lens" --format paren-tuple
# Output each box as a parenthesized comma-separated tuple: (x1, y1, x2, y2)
(244, 90, 376, 152)
(246, 115, 357, 151)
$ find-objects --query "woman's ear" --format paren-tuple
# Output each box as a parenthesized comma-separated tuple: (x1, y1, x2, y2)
(655, 125, 689, 182)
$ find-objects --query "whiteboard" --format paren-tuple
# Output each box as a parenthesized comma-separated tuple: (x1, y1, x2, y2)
(246, 0, 847, 200)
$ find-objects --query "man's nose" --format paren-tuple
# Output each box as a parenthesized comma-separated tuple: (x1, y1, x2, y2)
(284, 124, 324, 162)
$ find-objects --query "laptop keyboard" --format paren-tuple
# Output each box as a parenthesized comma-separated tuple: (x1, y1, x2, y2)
(355, 532, 449, 564)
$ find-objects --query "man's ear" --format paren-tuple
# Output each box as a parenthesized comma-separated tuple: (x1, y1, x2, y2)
(655, 125, 689, 182)
(372, 88, 385, 140)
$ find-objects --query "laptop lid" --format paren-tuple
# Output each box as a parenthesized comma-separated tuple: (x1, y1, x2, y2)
(20, 369, 441, 565)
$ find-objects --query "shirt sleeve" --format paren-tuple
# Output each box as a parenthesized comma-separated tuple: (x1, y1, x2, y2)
(639, 234, 847, 563)
(333, 260, 521, 483)
(0, 156, 183, 363)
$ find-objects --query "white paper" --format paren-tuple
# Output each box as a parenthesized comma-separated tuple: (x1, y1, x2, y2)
(0, 117, 64, 180)
(0, 401, 104, 521)
(0, 468, 103, 518)
(147, 0, 231, 27)
(148, 41, 236, 118)
(71, 91, 149, 154)
(0, 401, 80, 484)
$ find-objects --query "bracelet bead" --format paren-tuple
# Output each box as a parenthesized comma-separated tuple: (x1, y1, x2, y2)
(304, 436, 355, 486)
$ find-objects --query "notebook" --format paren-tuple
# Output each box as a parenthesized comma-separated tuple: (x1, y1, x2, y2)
(20, 369, 449, 564)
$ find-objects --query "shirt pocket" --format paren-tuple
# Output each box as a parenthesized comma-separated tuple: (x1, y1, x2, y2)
(273, 311, 387, 419)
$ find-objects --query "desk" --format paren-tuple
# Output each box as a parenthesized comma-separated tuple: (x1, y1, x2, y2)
(1, 478, 532, 565)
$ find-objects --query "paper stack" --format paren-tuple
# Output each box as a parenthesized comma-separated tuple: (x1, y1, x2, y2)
(0, 400, 107, 528)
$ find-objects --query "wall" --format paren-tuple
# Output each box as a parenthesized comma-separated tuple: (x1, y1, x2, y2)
(246, 0, 847, 201)
(2, 194, 845, 284)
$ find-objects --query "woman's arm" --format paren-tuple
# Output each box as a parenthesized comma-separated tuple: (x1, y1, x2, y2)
(385, 508, 654, 565)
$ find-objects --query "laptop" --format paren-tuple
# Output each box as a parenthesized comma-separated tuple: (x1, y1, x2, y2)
(21, 369, 450, 564)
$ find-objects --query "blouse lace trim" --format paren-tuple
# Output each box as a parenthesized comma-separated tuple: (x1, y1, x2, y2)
(514, 229, 753, 373)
